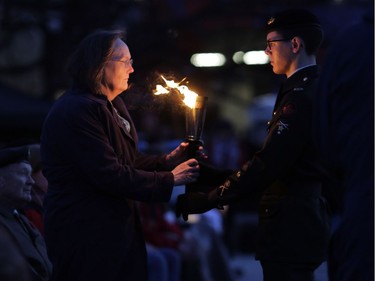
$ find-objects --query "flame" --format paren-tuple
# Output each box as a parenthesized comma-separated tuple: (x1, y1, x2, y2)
(154, 84, 169, 95)
(154, 76, 198, 109)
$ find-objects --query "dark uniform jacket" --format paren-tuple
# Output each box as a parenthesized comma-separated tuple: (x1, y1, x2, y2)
(221, 65, 330, 263)
(0, 205, 52, 281)
(41, 89, 174, 281)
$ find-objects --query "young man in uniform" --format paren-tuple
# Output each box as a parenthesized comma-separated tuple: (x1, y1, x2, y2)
(176, 9, 330, 281)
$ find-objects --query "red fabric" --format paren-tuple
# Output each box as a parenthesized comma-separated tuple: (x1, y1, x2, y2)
(139, 203, 183, 249)
(23, 208, 44, 236)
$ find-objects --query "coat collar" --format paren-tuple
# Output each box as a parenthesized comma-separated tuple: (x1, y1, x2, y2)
(69, 89, 138, 143)
(109, 97, 138, 144)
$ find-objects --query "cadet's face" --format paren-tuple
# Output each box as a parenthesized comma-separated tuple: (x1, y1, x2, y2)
(0, 162, 34, 207)
(102, 39, 134, 100)
(265, 31, 293, 76)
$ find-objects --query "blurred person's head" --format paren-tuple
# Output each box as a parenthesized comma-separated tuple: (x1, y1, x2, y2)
(0, 146, 34, 208)
(67, 29, 134, 101)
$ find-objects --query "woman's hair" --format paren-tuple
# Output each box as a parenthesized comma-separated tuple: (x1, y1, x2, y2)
(66, 29, 126, 94)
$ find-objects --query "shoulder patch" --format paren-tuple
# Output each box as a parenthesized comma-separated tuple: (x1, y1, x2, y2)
(276, 120, 288, 135)
(267, 17, 275, 25)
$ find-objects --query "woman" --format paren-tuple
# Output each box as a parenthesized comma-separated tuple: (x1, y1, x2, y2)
(41, 29, 199, 281)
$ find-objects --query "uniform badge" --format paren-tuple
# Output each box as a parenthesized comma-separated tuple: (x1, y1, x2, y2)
(276, 120, 288, 134)
(267, 17, 275, 25)
(219, 179, 231, 196)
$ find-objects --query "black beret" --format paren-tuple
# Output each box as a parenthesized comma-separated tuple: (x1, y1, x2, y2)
(0, 146, 30, 168)
(266, 9, 322, 33)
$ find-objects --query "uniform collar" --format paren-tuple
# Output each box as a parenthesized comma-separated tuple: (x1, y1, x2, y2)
(273, 65, 319, 112)
(288, 64, 317, 78)
(282, 65, 319, 92)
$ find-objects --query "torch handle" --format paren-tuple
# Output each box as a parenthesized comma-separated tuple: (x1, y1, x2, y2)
(185, 139, 202, 194)
(186, 139, 204, 159)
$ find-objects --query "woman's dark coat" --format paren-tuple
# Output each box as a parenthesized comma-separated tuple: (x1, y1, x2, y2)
(41, 89, 174, 281)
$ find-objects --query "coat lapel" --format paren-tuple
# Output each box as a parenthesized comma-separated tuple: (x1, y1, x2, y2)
(110, 97, 138, 144)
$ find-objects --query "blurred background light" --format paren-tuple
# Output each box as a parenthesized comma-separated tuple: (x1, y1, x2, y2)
(243, 51, 269, 65)
(190, 53, 226, 67)
(232, 51, 245, 64)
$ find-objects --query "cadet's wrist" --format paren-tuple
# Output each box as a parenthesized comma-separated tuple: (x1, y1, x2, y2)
(207, 189, 223, 210)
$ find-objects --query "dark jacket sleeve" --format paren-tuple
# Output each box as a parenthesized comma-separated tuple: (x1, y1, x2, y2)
(41, 92, 174, 202)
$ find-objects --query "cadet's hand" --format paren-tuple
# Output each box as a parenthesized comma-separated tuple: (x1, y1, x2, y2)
(171, 158, 199, 186)
(175, 191, 219, 221)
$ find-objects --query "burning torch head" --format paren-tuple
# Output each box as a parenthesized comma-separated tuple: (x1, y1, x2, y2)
(185, 95, 207, 156)
(154, 76, 208, 158)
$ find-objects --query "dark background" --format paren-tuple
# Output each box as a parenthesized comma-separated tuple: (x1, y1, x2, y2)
(0, 0, 372, 263)
(0, 0, 372, 144)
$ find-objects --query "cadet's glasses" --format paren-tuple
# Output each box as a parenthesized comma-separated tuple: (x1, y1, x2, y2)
(266, 39, 291, 50)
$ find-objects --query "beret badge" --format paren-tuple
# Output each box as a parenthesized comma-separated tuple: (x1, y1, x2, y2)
(267, 17, 275, 25)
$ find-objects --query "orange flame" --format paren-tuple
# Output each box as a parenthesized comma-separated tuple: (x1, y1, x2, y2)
(154, 76, 198, 109)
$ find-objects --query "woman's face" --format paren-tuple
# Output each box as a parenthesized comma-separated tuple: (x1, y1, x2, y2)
(102, 38, 134, 100)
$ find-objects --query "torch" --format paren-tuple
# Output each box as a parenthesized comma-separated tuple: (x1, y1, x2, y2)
(154, 76, 207, 158)
(154, 76, 209, 196)
(185, 95, 208, 158)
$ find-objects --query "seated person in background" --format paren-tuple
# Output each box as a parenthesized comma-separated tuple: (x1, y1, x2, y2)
(139, 202, 184, 249)
(139, 202, 183, 281)
(146, 243, 177, 281)
(0, 145, 52, 281)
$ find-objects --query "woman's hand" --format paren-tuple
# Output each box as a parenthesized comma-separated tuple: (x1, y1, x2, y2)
(166, 142, 206, 168)
(171, 158, 200, 186)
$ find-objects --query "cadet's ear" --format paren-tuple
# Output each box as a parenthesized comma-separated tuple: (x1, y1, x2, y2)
(291, 37, 303, 52)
